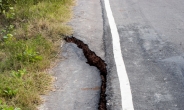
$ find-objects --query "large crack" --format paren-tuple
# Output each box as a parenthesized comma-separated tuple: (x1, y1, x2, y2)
(65, 36, 107, 110)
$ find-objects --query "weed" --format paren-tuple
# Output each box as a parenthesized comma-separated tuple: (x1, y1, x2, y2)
(3, 33, 14, 41)
(2, 88, 18, 98)
(0, 0, 74, 109)
(17, 47, 42, 63)
(0, 0, 16, 14)
(11, 69, 26, 79)
(3, 6, 15, 19)
(0, 25, 14, 41)
(0, 100, 21, 110)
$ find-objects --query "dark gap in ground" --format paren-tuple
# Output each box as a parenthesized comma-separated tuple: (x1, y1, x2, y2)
(65, 36, 107, 110)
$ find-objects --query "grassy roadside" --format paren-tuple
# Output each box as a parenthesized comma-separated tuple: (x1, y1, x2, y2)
(0, 0, 74, 109)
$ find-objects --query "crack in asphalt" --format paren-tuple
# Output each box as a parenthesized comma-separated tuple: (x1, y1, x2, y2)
(65, 36, 107, 110)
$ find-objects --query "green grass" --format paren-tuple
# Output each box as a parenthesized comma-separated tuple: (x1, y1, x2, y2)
(0, 71, 52, 110)
(0, 0, 74, 109)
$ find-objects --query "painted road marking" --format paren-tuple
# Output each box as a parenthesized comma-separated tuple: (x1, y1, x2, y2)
(104, 0, 134, 110)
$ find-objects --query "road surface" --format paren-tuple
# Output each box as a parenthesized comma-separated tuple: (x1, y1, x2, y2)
(103, 0, 184, 109)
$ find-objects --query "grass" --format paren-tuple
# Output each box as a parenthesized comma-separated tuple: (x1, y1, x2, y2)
(0, 0, 74, 109)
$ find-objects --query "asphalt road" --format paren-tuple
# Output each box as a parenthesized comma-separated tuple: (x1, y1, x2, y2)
(103, 0, 184, 109)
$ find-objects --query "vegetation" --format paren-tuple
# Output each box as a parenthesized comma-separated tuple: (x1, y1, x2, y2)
(0, 0, 74, 109)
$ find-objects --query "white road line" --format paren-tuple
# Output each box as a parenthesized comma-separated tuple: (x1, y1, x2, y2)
(104, 0, 134, 110)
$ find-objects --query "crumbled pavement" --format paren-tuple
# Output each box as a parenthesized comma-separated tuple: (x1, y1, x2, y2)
(39, 43, 101, 110)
